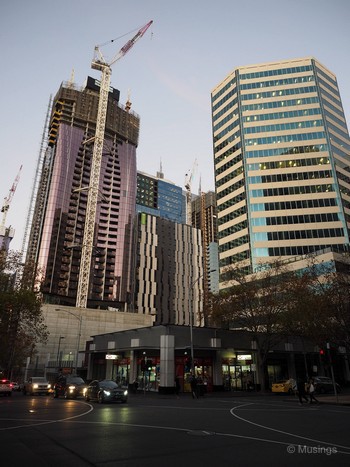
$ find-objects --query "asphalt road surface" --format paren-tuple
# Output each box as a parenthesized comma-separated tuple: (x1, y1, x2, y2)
(1, 391, 350, 466)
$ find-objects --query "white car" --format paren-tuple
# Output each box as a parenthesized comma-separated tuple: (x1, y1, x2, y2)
(0, 379, 13, 396)
(23, 377, 51, 395)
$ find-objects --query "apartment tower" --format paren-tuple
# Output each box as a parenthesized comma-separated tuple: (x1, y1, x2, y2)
(211, 57, 350, 286)
(27, 77, 139, 308)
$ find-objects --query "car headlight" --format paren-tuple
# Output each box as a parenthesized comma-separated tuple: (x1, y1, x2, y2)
(48, 384, 51, 389)
(103, 390, 111, 396)
(33, 384, 39, 389)
(68, 385, 76, 390)
(123, 390, 128, 396)
(83, 388, 87, 395)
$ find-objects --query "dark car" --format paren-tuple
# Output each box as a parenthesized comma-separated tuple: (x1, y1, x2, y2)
(53, 375, 87, 399)
(84, 379, 128, 404)
(313, 376, 341, 394)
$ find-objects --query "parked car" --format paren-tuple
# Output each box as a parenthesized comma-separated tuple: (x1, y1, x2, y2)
(84, 379, 128, 404)
(23, 377, 51, 395)
(0, 379, 13, 396)
(11, 382, 20, 391)
(313, 376, 341, 394)
(53, 375, 87, 399)
(271, 378, 296, 394)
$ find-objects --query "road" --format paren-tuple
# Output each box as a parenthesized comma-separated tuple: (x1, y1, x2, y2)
(1, 391, 350, 466)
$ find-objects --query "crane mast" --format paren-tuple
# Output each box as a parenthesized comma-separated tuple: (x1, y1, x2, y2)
(1, 165, 22, 229)
(184, 159, 197, 226)
(76, 21, 153, 309)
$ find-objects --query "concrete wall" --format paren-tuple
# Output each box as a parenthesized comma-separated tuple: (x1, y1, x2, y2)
(33, 304, 153, 368)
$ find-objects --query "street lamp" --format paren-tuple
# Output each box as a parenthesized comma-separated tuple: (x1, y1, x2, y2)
(56, 336, 65, 362)
(55, 309, 83, 373)
(189, 269, 216, 377)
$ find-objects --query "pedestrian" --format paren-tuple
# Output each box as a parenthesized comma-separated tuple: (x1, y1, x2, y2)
(297, 377, 309, 405)
(190, 374, 198, 399)
(307, 378, 319, 404)
(175, 376, 180, 398)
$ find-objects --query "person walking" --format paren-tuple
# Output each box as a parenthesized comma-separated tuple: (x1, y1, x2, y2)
(175, 376, 181, 398)
(190, 374, 198, 399)
(307, 378, 319, 404)
(297, 377, 309, 405)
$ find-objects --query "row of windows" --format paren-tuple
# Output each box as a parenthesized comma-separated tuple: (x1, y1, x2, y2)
(215, 144, 241, 165)
(315, 66, 337, 88)
(251, 212, 339, 226)
(241, 86, 317, 102)
(212, 87, 237, 113)
(251, 183, 334, 198)
(219, 219, 248, 239)
(213, 110, 239, 133)
(244, 119, 323, 135)
(217, 204, 247, 222)
(220, 250, 250, 269)
(220, 234, 249, 252)
(214, 119, 241, 143)
(215, 131, 241, 152)
(249, 170, 332, 185)
(216, 167, 244, 188)
(212, 77, 236, 103)
(239, 75, 314, 90)
(245, 143, 328, 158)
(239, 64, 313, 80)
(262, 228, 344, 242)
(249, 156, 330, 171)
(242, 96, 319, 112)
(243, 107, 321, 123)
(329, 134, 350, 152)
(326, 119, 350, 142)
(322, 97, 345, 121)
(218, 180, 245, 198)
(324, 109, 348, 134)
(245, 131, 326, 147)
(216, 157, 243, 177)
(255, 243, 342, 258)
(251, 197, 337, 211)
(317, 73, 340, 98)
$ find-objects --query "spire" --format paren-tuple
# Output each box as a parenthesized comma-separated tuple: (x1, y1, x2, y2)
(157, 159, 164, 179)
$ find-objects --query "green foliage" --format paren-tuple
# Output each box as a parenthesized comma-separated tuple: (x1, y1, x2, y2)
(0, 249, 48, 376)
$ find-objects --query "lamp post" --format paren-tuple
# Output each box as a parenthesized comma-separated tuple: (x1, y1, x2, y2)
(56, 336, 65, 363)
(189, 269, 216, 377)
(55, 309, 83, 373)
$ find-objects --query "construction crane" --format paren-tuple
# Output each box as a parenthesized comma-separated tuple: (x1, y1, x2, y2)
(76, 20, 153, 309)
(184, 159, 198, 226)
(1, 165, 22, 230)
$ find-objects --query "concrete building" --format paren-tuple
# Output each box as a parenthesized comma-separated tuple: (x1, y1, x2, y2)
(211, 57, 350, 287)
(131, 212, 204, 326)
(26, 77, 139, 309)
(28, 304, 153, 382)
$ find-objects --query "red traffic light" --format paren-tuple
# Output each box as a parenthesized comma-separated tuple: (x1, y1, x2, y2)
(319, 349, 325, 355)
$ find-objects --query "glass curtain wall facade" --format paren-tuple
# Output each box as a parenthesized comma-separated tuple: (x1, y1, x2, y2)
(211, 57, 350, 286)
(136, 171, 185, 223)
(28, 77, 139, 308)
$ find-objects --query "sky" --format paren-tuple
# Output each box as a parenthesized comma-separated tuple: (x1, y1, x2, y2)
(1, 0, 350, 251)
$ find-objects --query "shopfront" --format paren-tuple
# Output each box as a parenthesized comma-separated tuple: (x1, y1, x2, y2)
(222, 353, 255, 391)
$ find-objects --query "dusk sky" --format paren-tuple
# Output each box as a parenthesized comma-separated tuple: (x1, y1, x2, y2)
(1, 0, 349, 251)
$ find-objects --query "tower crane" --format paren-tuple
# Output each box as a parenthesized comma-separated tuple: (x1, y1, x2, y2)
(184, 159, 198, 226)
(1, 165, 22, 229)
(76, 20, 153, 309)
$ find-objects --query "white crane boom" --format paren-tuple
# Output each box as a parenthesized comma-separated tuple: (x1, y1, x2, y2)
(184, 159, 197, 226)
(1, 165, 22, 229)
(76, 21, 153, 309)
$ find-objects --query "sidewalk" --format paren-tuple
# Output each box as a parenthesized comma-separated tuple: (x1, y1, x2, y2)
(135, 388, 350, 406)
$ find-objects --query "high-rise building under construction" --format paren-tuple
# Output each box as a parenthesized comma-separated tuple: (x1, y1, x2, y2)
(212, 57, 350, 286)
(27, 77, 139, 308)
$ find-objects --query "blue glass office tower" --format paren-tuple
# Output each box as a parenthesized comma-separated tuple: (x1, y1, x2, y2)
(211, 57, 350, 285)
(136, 171, 185, 223)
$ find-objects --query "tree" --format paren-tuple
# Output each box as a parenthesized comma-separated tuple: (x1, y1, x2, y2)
(208, 260, 299, 390)
(0, 249, 48, 378)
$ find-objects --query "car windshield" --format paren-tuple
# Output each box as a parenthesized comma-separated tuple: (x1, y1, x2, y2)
(67, 377, 85, 384)
(100, 380, 118, 389)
